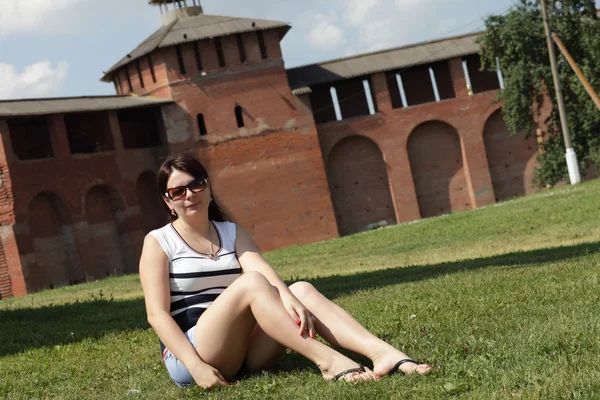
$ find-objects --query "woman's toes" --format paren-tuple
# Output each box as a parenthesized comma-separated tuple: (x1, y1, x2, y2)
(402, 363, 432, 375)
(418, 364, 432, 375)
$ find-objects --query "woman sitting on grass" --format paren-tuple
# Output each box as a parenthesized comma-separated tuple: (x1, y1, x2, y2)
(139, 155, 431, 389)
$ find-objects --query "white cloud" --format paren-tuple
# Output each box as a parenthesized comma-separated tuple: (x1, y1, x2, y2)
(0, 0, 84, 37)
(0, 61, 69, 99)
(306, 12, 346, 50)
(344, 0, 381, 26)
(361, 19, 395, 51)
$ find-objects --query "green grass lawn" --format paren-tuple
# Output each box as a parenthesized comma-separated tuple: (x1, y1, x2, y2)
(2, 180, 600, 399)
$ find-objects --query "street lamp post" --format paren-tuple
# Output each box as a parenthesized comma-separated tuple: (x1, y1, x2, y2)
(541, 0, 581, 184)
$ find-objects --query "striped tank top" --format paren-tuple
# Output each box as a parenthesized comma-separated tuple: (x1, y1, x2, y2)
(148, 220, 243, 333)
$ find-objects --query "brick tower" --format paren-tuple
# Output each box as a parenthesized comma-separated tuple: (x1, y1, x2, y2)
(101, 0, 339, 251)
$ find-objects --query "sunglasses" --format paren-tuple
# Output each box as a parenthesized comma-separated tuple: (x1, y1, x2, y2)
(164, 178, 208, 201)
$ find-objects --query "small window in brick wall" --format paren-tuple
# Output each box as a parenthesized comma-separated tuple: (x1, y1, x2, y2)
(175, 45, 186, 75)
(9, 117, 54, 160)
(464, 54, 501, 94)
(257, 31, 268, 59)
(236, 33, 247, 63)
(193, 41, 203, 71)
(197, 113, 208, 136)
(65, 112, 114, 154)
(235, 105, 245, 128)
(118, 107, 161, 149)
(215, 38, 226, 67)
(135, 59, 145, 88)
(124, 68, 133, 92)
(114, 74, 122, 95)
(148, 54, 157, 83)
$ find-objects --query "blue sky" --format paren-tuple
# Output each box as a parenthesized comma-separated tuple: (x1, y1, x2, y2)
(1, 0, 597, 100)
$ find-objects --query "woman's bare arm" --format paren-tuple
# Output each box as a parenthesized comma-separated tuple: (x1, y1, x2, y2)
(235, 224, 315, 336)
(139, 235, 207, 371)
(234, 224, 292, 296)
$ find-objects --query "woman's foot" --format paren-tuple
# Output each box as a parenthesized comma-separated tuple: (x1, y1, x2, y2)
(319, 355, 379, 383)
(371, 345, 431, 377)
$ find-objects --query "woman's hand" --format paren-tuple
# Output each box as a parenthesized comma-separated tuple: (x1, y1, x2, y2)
(280, 292, 316, 338)
(189, 363, 229, 390)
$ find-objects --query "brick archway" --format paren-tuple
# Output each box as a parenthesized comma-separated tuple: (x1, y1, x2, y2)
(25, 192, 82, 292)
(136, 171, 166, 233)
(85, 185, 136, 277)
(408, 121, 470, 218)
(326, 135, 396, 236)
(483, 110, 539, 202)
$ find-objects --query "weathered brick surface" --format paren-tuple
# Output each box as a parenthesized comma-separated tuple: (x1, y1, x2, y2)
(326, 135, 396, 235)
(483, 110, 540, 201)
(161, 60, 338, 250)
(317, 62, 541, 229)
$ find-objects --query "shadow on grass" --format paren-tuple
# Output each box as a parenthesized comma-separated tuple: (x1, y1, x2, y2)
(306, 241, 600, 300)
(1, 241, 598, 358)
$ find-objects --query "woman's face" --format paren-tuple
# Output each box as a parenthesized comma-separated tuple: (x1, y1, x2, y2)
(163, 169, 211, 219)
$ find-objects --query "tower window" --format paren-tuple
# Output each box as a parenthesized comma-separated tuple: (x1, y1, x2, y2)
(124, 68, 133, 92)
(214, 37, 225, 67)
(193, 41, 203, 71)
(148, 54, 157, 83)
(114, 74, 122, 95)
(135, 59, 145, 88)
(235, 105, 244, 128)
(197, 113, 207, 136)
(175, 45, 186, 75)
(257, 31, 268, 59)
(236, 33, 247, 63)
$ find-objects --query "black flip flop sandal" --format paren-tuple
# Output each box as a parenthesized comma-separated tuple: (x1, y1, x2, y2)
(333, 365, 367, 382)
(389, 359, 427, 375)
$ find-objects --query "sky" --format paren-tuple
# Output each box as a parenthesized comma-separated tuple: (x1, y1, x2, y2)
(0, 0, 598, 100)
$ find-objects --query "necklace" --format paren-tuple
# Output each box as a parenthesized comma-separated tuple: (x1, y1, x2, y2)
(206, 223, 219, 262)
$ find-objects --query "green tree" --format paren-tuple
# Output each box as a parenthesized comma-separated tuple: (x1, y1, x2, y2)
(477, 0, 600, 186)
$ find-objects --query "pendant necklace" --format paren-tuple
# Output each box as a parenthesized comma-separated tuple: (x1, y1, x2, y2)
(207, 224, 219, 262)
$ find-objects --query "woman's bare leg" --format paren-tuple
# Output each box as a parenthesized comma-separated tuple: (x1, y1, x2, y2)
(193, 272, 378, 382)
(244, 281, 431, 376)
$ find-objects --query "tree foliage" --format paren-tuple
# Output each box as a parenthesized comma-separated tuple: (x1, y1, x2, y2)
(477, 0, 600, 186)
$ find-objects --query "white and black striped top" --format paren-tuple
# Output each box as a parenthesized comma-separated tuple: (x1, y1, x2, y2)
(148, 220, 243, 333)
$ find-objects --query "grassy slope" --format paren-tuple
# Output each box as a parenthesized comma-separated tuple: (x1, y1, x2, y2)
(2, 180, 600, 399)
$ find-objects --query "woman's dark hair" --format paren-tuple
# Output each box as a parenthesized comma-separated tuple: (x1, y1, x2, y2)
(157, 154, 227, 222)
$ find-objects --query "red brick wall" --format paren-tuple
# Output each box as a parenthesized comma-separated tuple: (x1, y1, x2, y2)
(315, 57, 542, 225)
(24, 193, 73, 291)
(0, 241, 9, 299)
(326, 135, 396, 235)
(150, 29, 285, 95)
(408, 121, 471, 217)
(160, 50, 337, 250)
(483, 109, 540, 201)
(113, 52, 170, 97)
(0, 33, 550, 296)
(1, 111, 163, 294)
(0, 119, 26, 297)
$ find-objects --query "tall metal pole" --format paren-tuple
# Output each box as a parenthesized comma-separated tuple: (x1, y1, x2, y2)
(553, 33, 600, 112)
(541, 0, 581, 184)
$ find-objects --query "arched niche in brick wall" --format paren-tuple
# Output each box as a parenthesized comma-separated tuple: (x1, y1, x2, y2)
(136, 171, 167, 233)
(84, 185, 137, 279)
(25, 192, 83, 292)
(483, 109, 539, 202)
(326, 135, 396, 236)
(0, 241, 10, 299)
(407, 121, 470, 218)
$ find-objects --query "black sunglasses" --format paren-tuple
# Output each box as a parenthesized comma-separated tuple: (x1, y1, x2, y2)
(164, 178, 208, 200)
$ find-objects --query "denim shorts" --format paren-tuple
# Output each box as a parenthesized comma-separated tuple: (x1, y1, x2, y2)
(162, 326, 197, 387)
